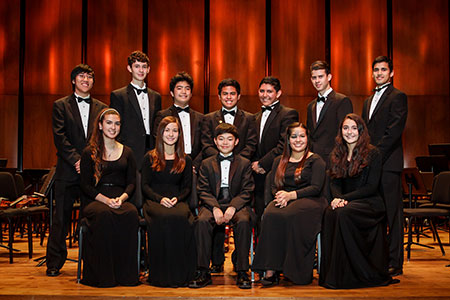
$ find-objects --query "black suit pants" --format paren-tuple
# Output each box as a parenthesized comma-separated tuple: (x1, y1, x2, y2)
(380, 170, 404, 269)
(46, 180, 80, 269)
(195, 206, 253, 271)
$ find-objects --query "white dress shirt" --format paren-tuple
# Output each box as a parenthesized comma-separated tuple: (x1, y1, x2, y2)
(175, 105, 192, 154)
(74, 92, 90, 138)
(131, 82, 150, 135)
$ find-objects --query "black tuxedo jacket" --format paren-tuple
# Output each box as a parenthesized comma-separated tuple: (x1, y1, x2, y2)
(201, 108, 257, 160)
(110, 84, 161, 166)
(154, 105, 204, 169)
(254, 103, 299, 171)
(362, 84, 408, 172)
(306, 90, 353, 164)
(197, 154, 254, 212)
(52, 94, 107, 181)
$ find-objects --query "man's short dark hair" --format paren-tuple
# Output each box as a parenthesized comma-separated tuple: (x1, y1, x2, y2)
(218, 78, 241, 95)
(372, 56, 393, 72)
(259, 76, 281, 92)
(169, 72, 194, 93)
(214, 122, 239, 139)
(70, 64, 94, 91)
(127, 50, 149, 67)
(310, 60, 331, 75)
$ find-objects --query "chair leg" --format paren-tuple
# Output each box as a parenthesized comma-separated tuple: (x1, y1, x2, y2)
(430, 220, 445, 256)
(407, 216, 413, 261)
(77, 226, 84, 283)
(317, 232, 321, 274)
(27, 216, 33, 258)
(250, 230, 254, 282)
(137, 228, 141, 275)
(8, 218, 14, 264)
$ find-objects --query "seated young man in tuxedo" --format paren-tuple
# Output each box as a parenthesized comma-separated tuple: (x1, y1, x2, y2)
(190, 123, 255, 289)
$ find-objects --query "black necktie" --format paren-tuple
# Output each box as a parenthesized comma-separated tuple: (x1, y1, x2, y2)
(218, 154, 234, 162)
(134, 87, 147, 95)
(176, 106, 190, 113)
(261, 106, 273, 113)
(222, 109, 235, 116)
(76, 96, 91, 104)
(317, 96, 326, 103)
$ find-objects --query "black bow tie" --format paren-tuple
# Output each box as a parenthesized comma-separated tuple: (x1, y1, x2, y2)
(373, 84, 389, 93)
(134, 87, 147, 95)
(76, 96, 91, 104)
(176, 106, 190, 113)
(218, 154, 234, 162)
(317, 96, 326, 103)
(222, 109, 235, 116)
(261, 106, 273, 112)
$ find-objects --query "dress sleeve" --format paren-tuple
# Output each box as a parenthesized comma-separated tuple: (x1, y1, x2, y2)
(342, 149, 382, 201)
(177, 157, 193, 202)
(123, 147, 136, 197)
(141, 153, 164, 202)
(80, 148, 99, 200)
(295, 156, 326, 199)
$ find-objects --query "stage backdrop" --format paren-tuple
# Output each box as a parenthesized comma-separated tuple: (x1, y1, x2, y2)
(0, 0, 448, 170)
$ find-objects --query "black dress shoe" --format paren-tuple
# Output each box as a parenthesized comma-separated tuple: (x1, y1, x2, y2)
(210, 264, 224, 273)
(46, 268, 60, 277)
(260, 272, 279, 287)
(236, 271, 251, 289)
(388, 267, 403, 276)
(188, 271, 212, 288)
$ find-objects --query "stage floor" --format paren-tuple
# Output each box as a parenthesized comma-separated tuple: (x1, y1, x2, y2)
(1, 227, 450, 300)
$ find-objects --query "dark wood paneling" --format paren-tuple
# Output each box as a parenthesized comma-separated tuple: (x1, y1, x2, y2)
(0, 1, 20, 167)
(87, 0, 142, 102)
(330, 0, 387, 97)
(271, 0, 326, 98)
(148, 0, 205, 112)
(23, 0, 82, 169)
(393, 0, 449, 95)
(209, 0, 265, 113)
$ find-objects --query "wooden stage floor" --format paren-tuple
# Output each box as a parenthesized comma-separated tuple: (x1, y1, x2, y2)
(1, 227, 450, 300)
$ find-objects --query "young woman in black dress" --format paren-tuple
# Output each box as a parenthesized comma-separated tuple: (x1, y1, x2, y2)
(80, 108, 139, 287)
(252, 122, 327, 286)
(142, 116, 196, 287)
(319, 113, 395, 289)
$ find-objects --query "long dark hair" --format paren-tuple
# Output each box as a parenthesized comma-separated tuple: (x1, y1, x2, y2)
(149, 116, 186, 173)
(88, 108, 120, 185)
(329, 113, 374, 178)
(274, 122, 310, 189)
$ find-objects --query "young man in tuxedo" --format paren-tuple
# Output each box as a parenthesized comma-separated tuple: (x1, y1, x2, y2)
(201, 78, 257, 272)
(362, 56, 408, 277)
(46, 64, 107, 276)
(153, 72, 204, 212)
(190, 123, 255, 289)
(154, 71, 203, 171)
(307, 60, 353, 166)
(110, 50, 161, 167)
(252, 76, 298, 230)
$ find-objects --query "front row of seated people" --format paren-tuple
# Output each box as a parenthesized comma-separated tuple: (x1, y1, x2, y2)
(79, 109, 396, 289)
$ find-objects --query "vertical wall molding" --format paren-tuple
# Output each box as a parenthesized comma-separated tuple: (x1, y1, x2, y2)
(325, 0, 331, 65)
(387, 0, 393, 60)
(81, 0, 88, 63)
(265, 0, 272, 76)
(18, 0, 26, 171)
(142, 0, 148, 55)
(203, 0, 210, 114)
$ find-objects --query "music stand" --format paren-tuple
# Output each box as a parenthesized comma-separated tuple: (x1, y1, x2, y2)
(415, 155, 449, 175)
(0, 159, 7, 168)
(428, 143, 450, 160)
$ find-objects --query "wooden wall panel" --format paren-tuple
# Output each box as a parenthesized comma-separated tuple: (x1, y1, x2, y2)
(271, 0, 326, 122)
(23, 0, 82, 169)
(0, 0, 20, 167)
(148, 0, 205, 112)
(393, 0, 450, 167)
(209, 0, 265, 113)
(87, 0, 142, 104)
(331, 0, 387, 98)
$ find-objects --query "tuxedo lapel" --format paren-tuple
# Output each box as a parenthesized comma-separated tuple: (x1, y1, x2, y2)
(229, 157, 238, 188)
(316, 93, 333, 127)
(234, 109, 243, 127)
(214, 110, 224, 125)
(188, 109, 197, 142)
(68, 95, 85, 139)
(87, 100, 99, 138)
(127, 84, 145, 128)
(255, 111, 262, 140)
(261, 104, 280, 141)
(311, 100, 318, 128)
(365, 95, 374, 122)
(211, 157, 221, 197)
(371, 85, 392, 119)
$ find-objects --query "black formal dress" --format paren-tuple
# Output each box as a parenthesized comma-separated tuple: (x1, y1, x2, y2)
(142, 153, 196, 287)
(319, 149, 392, 289)
(80, 146, 139, 287)
(252, 154, 327, 284)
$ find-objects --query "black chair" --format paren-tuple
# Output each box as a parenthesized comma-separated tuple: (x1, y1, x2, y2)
(0, 172, 48, 263)
(416, 155, 449, 176)
(401, 167, 431, 208)
(403, 171, 450, 260)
